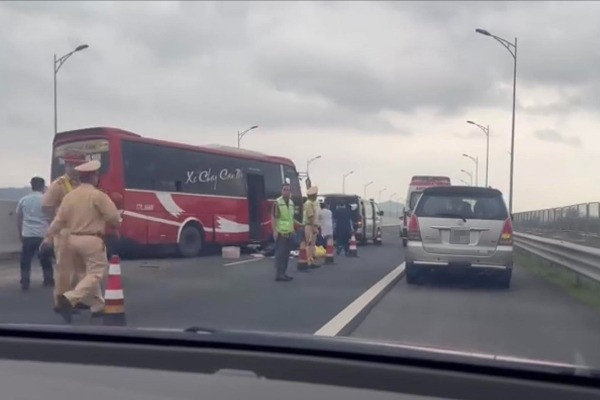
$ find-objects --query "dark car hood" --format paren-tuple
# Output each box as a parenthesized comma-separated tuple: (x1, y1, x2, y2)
(0, 323, 597, 379)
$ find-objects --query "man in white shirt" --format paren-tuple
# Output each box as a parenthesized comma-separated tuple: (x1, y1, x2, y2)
(318, 202, 333, 246)
(16, 177, 54, 291)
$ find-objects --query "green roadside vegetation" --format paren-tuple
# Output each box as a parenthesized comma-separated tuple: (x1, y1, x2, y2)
(516, 250, 600, 314)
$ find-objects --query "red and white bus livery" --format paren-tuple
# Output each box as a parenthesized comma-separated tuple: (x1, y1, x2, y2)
(51, 127, 303, 256)
(400, 176, 451, 247)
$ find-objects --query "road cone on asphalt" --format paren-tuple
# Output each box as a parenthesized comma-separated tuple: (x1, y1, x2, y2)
(325, 238, 335, 264)
(103, 255, 126, 326)
(348, 234, 358, 257)
(297, 240, 310, 272)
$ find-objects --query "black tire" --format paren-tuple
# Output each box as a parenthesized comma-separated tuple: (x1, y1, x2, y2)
(373, 229, 382, 246)
(498, 269, 512, 289)
(402, 238, 407, 248)
(360, 234, 367, 246)
(405, 262, 422, 285)
(178, 225, 204, 257)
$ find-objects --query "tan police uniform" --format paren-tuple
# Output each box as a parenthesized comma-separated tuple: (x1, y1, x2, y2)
(303, 186, 320, 266)
(42, 152, 86, 307)
(45, 160, 122, 318)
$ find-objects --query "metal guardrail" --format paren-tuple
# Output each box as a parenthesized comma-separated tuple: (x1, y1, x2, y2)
(514, 231, 600, 283)
(513, 202, 600, 236)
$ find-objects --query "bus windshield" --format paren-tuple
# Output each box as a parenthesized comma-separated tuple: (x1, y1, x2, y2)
(409, 191, 422, 210)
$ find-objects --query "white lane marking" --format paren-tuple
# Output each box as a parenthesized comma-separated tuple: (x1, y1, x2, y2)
(224, 258, 265, 266)
(314, 262, 406, 337)
(574, 351, 586, 366)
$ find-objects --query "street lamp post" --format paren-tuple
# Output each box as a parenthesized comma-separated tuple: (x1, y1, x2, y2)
(461, 169, 473, 186)
(476, 28, 517, 213)
(54, 44, 89, 135)
(363, 181, 374, 198)
(378, 187, 387, 203)
(460, 179, 470, 186)
(342, 170, 354, 194)
(466, 121, 489, 187)
(462, 153, 479, 186)
(237, 125, 259, 148)
(306, 155, 322, 176)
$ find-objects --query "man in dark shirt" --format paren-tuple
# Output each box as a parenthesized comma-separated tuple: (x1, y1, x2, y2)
(333, 204, 354, 256)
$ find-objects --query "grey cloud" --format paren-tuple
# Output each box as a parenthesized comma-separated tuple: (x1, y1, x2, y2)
(2, 1, 600, 144)
(534, 129, 582, 147)
(452, 131, 485, 140)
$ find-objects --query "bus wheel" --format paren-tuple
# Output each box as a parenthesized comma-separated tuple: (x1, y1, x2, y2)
(178, 225, 204, 257)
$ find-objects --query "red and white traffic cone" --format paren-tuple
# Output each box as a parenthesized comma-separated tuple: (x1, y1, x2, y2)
(325, 238, 335, 264)
(103, 255, 126, 326)
(348, 234, 358, 257)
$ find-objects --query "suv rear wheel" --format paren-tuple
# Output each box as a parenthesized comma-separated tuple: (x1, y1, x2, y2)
(497, 269, 512, 289)
(405, 262, 422, 285)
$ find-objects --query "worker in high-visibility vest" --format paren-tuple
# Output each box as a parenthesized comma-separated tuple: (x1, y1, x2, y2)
(271, 183, 301, 281)
(42, 151, 86, 312)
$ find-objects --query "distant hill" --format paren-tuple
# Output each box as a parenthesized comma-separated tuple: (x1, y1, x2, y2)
(0, 187, 30, 201)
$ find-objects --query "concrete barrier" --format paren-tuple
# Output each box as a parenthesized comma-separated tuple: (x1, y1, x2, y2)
(0, 200, 20, 258)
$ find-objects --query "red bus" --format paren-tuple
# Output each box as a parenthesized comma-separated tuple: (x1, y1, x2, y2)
(400, 176, 451, 247)
(51, 127, 303, 256)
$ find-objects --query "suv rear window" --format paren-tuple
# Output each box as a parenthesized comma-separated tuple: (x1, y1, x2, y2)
(415, 189, 508, 221)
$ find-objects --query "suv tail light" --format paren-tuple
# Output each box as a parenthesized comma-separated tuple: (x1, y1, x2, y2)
(499, 218, 513, 245)
(407, 214, 421, 241)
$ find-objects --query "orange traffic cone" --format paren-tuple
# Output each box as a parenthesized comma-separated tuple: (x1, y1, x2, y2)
(325, 237, 335, 264)
(297, 240, 311, 272)
(348, 234, 358, 257)
(103, 255, 126, 326)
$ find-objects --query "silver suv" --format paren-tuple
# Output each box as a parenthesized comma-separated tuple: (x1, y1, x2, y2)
(404, 186, 513, 288)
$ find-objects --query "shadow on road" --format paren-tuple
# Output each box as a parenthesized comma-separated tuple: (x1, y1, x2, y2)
(411, 271, 509, 291)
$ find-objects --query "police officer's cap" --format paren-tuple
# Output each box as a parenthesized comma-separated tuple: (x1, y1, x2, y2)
(307, 186, 319, 196)
(61, 151, 86, 165)
(74, 159, 101, 174)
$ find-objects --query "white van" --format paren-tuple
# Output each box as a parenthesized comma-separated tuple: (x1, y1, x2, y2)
(400, 176, 451, 247)
(319, 194, 384, 245)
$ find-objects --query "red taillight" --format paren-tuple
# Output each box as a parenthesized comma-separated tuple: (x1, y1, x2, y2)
(407, 214, 421, 241)
(499, 218, 513, 245)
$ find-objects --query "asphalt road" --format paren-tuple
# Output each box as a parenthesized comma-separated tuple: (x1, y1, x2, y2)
(2, 225, 600, 370)
(0, 227, 403, 333)
(351, 259, 600, 368)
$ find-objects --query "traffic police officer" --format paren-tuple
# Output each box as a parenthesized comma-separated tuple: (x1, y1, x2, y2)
(42, 152, 86, 309)
(41, 160, 122, 323)
(303, 186, 320, 268)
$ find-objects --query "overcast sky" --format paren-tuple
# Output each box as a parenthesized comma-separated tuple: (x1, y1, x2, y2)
(2, 1, 600, 212)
